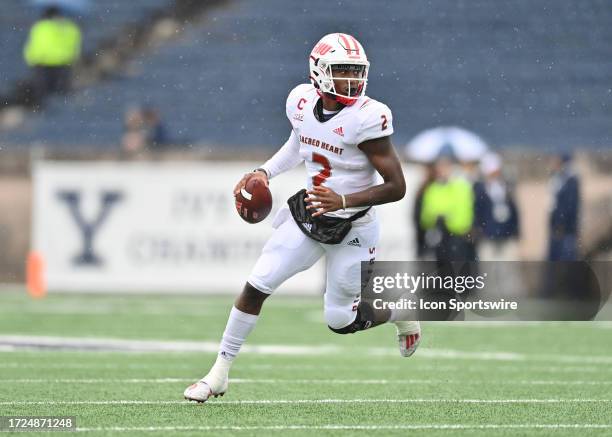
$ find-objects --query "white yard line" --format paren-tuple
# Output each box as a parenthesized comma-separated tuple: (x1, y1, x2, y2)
(1, 399, 611, 406)
(0, 378, 611, 386)
(381, 347, 612, 364)
(2, 335, 611, 364)
(0, 304, 202, 316)
(4, 301, 612, 325)
(436, 321, 612, 328)
(413, 348, 612, 364)
(0, 361, 609, 374)
(237, 363, 612, 373)
(74, 424, 612, 432)
(0, 300, 318, 315)
(0, 335, 338, 355)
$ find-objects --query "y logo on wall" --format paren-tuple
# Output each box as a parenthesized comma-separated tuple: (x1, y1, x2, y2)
(56, 190, 124, 266)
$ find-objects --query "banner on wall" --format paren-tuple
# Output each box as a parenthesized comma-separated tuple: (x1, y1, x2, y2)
(32, 161, 417, 293)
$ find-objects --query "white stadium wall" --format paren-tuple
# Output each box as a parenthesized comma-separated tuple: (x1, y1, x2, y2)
(32, 161, 419, 294)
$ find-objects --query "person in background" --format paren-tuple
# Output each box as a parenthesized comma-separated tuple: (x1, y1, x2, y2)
(541, 152, 581, 299)
(121, 108, 147, 155)
(23, 6, 81, 100)
(121, 106, 170, 155)
(473, 153, 520, 260)
(412, 164, 435, 260)
(420, 145, 476, 263)
(142, 107, 169, 150)
(548, 152, 580, 261)
(474, 153, 523, 297)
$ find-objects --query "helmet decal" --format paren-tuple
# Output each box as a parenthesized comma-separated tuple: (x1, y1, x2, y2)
(338, 34, 361, 58)
(312, 43, 333, 56)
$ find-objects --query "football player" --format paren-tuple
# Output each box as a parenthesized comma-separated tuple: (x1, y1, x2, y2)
(185, 33, 421, 403)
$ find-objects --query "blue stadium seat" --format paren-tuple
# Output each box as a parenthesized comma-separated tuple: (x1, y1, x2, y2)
(1, 0, 610, 150)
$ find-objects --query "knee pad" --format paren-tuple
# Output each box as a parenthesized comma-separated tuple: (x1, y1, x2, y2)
(327, 301, 375, 335)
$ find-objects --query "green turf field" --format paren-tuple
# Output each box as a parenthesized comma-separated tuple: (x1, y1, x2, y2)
(0, 291, 611, 436)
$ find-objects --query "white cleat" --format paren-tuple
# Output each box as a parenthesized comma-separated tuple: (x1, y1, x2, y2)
(394, 321, 421, 357)
(184, 366, 229, 403)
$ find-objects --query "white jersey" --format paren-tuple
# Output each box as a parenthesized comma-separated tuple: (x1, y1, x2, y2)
(286, 84, 394, 219)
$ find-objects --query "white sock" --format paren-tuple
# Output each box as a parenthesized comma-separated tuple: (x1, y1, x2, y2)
(388, 292, 418, 322)
(218, 306, 259, 361)
(207, 354, 232, 379)
(388, 307, 401, 322)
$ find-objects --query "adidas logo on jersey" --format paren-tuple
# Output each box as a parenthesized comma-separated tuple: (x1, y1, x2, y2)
(303, 223, 313, 232)
(347, 237, 361, 247)
(333, 126, 344, 137)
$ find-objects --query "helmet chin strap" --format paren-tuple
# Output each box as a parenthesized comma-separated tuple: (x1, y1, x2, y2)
(325, 92, 347, 105)
(329, 89, 360, 106)
(316, 89, 358, 107)
(331, 94, 358, 107)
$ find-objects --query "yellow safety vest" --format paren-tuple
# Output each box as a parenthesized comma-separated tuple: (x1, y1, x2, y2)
(420, 178, 474, 236)
(24, 18, 81, 67)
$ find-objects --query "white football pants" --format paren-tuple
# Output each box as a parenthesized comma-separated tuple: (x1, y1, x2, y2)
(248, 207, 379, 330)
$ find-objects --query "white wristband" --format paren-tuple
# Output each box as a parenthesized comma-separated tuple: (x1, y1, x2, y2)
(341, 194, 347, 210)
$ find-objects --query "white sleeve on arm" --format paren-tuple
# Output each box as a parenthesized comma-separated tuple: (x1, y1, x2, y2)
(355, 101, 394, 145)
(260, 130, 303, 179)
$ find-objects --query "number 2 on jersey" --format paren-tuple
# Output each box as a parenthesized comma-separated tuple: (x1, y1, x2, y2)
(312, 152, 331, 186)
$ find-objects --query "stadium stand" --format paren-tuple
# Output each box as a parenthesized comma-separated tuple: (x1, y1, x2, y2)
(0, 0, 172, 96)
(0, 0, 610, 150)
(0, 2, 32, 96)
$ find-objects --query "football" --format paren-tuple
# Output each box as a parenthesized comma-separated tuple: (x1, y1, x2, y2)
(235, 177, 273, 223)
